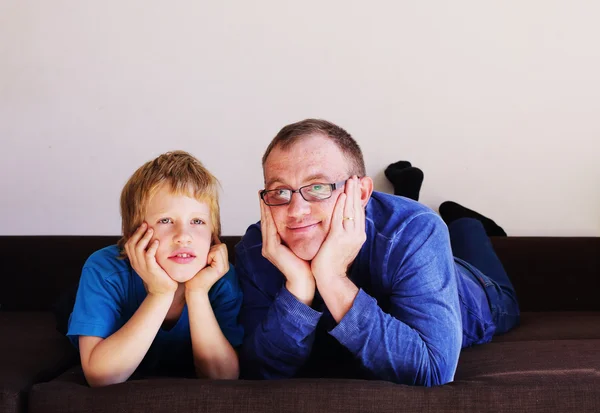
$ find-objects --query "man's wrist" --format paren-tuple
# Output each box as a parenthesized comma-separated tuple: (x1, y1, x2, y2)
(285, 277, 316, 306)
(312, 267, 348, 284)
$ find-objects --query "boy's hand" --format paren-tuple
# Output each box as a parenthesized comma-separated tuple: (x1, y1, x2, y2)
(185, 240, 229, 294)
(125, 222, 178, 296)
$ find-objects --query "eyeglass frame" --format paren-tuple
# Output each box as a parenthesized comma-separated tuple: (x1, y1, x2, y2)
(260, 179, 349, 206)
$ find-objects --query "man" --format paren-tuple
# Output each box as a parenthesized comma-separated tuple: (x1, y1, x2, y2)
(235, 119, 519, 386)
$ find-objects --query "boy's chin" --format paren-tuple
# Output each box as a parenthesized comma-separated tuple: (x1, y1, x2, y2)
(167, 269, 201, 284)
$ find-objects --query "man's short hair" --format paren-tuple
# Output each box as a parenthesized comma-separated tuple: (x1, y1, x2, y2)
(262, 119, 366, 177)
(117, 150, 221, 254)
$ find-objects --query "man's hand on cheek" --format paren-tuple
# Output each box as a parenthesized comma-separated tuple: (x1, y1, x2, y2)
(185, 241, 229, 295)
(312, 176, 366, 281)
(125, 223, 178, 296)
(259, 192, 315, 306)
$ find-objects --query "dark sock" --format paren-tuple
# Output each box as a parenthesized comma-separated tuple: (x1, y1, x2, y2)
(384, 161, 423, 201)
(439, 201, 507, 237)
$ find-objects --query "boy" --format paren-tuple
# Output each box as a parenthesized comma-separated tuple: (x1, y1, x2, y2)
(67, 151, 242, 387)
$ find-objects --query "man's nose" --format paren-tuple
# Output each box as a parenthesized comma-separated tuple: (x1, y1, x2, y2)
(287, 192, 311, 218)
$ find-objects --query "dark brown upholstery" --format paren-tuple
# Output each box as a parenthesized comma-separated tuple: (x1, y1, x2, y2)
(1, 235, 599, 413)
(28, 372, 600, 413)
(493, 311, 600, 342)
(0, 312, 77, 413)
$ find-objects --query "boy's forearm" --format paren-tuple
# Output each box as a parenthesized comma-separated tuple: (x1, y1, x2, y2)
(83, 292, 174, 387)
(186, 291, 239, 379)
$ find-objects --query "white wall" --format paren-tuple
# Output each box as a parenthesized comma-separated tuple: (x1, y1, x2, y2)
(1, 1, 599, 236)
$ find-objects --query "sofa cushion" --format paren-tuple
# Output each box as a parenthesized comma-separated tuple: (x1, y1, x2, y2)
(28, 376, 600, 413)
(455, 339, 600, 382)
(493, 311, 600, 342)
(490, 236, 600, 311)
(29, 339, 600, 413)
(0, 312, 78, 413)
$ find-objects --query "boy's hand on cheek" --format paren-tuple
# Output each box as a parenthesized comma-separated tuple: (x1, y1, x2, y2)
(125, 222, 178, 296)
(185, 241, 229, 294)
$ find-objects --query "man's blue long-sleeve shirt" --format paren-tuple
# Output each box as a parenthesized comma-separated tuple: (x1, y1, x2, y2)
(235, 192, 495, 386)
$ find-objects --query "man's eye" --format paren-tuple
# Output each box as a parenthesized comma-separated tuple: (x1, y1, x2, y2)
(272, 189, 289, 199)
(158, 218, 172, 224)
(311, 184, 323, 191)
(191, 218, 205, 225)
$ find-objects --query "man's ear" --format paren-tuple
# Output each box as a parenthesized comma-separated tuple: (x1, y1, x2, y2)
(359, 176, 374, 208)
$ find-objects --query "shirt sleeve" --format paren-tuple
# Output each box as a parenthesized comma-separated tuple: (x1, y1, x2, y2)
(329, 212, 462, 386)
(208, 265, 244, 348)
(66, 265, 125, 349)
(236, 238, 322, 379)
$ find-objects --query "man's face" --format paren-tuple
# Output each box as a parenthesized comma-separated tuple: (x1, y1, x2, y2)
(144, 184, 213, 283)
(263, 134, 352, 261)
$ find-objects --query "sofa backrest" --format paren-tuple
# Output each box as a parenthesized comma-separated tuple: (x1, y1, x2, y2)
(0, 236, 598, 312)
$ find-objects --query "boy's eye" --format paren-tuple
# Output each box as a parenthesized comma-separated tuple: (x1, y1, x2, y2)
(191, 218, 205, 225)
(158, 218, 173, 224)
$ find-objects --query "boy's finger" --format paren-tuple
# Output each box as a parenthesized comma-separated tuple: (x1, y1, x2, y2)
(137, 227, 154, 252)
(145, 239, 159, 260)
(129, 222, 147, 244)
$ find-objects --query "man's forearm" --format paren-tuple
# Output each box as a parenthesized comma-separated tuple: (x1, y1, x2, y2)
(329, 290, 461, 386)
(285, 276, 316, 306)
(83, 292, 173, 387)
(240, 286, 321, 379)
(313, 273, 359, 323)
(187, 292, 239, 379)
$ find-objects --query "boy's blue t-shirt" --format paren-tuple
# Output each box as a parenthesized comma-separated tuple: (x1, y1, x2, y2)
(67, 245, 244, 376)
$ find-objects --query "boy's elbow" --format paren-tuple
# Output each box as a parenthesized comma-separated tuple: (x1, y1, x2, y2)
(82, 360, 130, 387)
(194, 358, 240, 380)
(84, 371, 126, 388)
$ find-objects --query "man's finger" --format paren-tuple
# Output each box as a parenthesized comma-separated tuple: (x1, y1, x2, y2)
(343, 176, 356, 224)
(332, 193, 346, 233)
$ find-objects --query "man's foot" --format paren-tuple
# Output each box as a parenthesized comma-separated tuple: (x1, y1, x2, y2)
(384, 161, 424, 201)
(439, 201, 507, 236)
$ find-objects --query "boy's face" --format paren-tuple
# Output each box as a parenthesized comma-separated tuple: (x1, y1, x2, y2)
(144, 184, 213, 283)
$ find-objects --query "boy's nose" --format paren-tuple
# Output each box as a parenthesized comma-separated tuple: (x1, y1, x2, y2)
(174, 226, 192, 245)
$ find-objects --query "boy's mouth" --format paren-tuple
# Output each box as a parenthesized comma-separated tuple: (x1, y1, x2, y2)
(168, 250, 196, 264)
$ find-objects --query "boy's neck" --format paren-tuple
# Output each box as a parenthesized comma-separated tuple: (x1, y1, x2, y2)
(162, 284, 186, 331)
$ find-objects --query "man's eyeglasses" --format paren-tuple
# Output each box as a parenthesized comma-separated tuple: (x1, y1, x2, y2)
(260, 180, 347, 206)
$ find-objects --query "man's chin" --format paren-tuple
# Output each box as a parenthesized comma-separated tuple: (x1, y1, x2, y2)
(286, 243, 320, 262)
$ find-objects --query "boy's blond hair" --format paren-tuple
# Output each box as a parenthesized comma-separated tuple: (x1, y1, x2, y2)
(117, 151, 221, 254)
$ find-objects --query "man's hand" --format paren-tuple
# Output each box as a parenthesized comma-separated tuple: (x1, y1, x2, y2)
(185, 239, 229, 294)
(260, 192, 315, 305)
(125, 222, 178, 296)
(312, 176, 367, 281)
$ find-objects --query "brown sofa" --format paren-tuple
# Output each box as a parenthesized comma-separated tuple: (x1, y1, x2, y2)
(1, 235, 599, 413)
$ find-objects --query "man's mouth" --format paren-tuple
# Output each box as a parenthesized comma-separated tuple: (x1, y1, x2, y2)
(288, 222, 319, 231)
